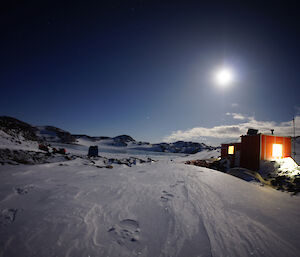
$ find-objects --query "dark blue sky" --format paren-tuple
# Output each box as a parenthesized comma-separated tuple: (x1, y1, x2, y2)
(1, 1, 299, 144)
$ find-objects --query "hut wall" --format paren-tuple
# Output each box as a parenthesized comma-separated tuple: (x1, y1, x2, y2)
(260, 135, 291, 160)
(221, 143, 241, 167)
(240, 134, 260, 171)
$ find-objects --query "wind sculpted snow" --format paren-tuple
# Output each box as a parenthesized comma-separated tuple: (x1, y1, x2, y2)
(0, 156, 300, 257)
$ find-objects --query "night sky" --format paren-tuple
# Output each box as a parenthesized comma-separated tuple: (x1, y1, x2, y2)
(1, 1, 299, 145)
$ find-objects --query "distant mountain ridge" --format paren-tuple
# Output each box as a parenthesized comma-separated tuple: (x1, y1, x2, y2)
(0, 116, 216, 154)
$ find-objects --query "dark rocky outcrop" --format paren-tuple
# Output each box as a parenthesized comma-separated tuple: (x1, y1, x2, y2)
(0, 148, 73, 165)
(0, 116, 39, 141)
(112, 135, 135, 146)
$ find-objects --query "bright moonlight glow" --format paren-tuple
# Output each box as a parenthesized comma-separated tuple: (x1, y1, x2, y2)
(215, 68, 234, 86)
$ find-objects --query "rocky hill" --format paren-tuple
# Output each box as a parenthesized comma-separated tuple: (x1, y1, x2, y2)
(0, 116, 39, 142)
(0, 116, 76, 144)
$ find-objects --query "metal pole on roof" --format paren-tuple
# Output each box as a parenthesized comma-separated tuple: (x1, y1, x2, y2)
(293, 116, 296, 159)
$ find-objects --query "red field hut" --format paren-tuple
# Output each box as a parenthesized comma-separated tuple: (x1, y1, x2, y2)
(221, 129, 292, 171)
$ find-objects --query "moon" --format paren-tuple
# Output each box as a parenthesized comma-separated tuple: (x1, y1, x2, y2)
(215, 68, 234, 87)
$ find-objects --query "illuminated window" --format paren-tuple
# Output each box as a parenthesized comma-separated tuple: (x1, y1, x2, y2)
(272, 144, 282, 158)
(228, 145, 234, 155)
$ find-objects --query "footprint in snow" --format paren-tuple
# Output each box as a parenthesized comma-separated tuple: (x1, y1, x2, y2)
(160, 190, 174, 202)
(108, 219, 140, 245)
(0, 208, 17, 225)
(58, 163, 68, 166)
(13, 185, 34, 195)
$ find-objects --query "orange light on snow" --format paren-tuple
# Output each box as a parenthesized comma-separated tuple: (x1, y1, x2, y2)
(272, 144, 283, 158)
(228, 145, 234, 155)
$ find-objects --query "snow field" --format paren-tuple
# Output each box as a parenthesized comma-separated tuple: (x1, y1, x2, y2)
(0, 156, 300, 257)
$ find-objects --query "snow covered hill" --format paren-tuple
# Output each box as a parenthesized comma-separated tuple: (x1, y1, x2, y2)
(0, 116, 75, 147)
(0, 157, 299, 257)
(36, 126, 76, 143)
(0, 117, 39, 152)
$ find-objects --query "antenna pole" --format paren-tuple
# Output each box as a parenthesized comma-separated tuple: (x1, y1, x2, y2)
(293, 116, 296, 159)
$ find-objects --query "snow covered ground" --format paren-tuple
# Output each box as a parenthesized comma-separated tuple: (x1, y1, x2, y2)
(1, 117, 299, 256)
(1, 152, 300, 257)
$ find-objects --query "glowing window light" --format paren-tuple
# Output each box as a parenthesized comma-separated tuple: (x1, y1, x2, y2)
(272, 144, 283, 158)
(228, 145, 234, 155)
